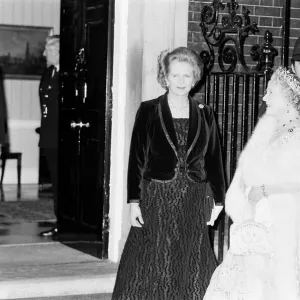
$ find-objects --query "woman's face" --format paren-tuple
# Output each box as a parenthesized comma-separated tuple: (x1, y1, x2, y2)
(263, 81, 288, 117)
(292, 61, 300, 78)
(166, 60, 195, 98)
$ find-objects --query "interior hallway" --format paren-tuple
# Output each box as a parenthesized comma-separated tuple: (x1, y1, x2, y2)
(0, 184, 103, 256)
(0, 184, 55, 245)
(0, 184, 117, 299)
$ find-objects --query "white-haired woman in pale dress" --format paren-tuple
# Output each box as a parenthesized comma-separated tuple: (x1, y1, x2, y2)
(204, 66, 300, 300)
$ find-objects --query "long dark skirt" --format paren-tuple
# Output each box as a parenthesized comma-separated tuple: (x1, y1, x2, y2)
(112, 175, 217, 300)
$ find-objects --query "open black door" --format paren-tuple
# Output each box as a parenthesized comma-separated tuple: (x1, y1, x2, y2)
(58, 0, 113, 258)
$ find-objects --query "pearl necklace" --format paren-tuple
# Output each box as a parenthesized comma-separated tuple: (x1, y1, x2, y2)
(168, 99, 189, 111)
(168, 99, 189, 118)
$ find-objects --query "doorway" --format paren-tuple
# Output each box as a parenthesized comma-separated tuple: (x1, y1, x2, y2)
(58, 0, 114, 259)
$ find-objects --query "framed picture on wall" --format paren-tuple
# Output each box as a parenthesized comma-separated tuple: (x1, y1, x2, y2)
(0, 25, 53, 80)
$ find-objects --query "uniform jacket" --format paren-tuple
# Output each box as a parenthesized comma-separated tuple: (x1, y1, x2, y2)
(39, 65, 59, 149)
(127, 92, 225, 204)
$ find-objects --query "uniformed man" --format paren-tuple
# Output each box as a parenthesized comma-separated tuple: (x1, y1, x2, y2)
(39, 35, 60, 237)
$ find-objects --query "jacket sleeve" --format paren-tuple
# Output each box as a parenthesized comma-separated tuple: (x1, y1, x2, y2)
(127, 103, 149, 203)
(205, 108, 226, 204)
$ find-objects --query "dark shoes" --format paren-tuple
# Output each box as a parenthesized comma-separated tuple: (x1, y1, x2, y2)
(40, 227, 59, 237)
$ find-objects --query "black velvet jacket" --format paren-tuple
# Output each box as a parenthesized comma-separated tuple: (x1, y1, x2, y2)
(127, 93, 225, 204)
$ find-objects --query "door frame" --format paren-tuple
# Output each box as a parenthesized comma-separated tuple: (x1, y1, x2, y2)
(102, 0, 115, 258)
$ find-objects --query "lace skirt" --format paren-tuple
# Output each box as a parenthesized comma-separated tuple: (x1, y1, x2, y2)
(204, 193, 300, 300)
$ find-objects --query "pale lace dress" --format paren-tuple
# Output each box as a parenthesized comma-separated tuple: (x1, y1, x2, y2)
(204, 115, 300, 300)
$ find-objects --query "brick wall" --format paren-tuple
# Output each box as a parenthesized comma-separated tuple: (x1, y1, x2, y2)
(188, 0, 300, 72)
(290, 0, 300, 54)
(188, 0, 300, 181)
(188, 0, 300, 115)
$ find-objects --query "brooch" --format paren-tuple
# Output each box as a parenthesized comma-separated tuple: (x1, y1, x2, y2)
(198, 104, 204, 109)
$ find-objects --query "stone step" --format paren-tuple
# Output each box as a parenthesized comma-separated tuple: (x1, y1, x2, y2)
(18, 294, 112, 300)
(0, 243, 118, 299)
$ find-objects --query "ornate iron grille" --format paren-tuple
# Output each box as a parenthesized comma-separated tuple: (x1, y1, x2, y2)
(197, 0, 280, 263)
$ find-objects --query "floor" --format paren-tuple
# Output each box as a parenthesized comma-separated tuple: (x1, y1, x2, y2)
(18, 294, 112, 300)
(0, 184, 104, 258)
(0, 184, 52, 243)
(0, 184, 116, 300)
(0, 183, 42, 202)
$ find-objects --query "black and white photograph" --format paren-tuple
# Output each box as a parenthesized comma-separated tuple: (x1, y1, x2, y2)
(0, 0, 299, 299)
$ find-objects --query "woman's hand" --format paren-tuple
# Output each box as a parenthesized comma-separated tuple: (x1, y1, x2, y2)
(248, 186, 264, 203)
(130, 203, 144, 227)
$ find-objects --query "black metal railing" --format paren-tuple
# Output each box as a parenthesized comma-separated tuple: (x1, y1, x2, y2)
(197, 0, 291, 264)
(204, 72, 266, 261)
(197, 0, 284, 264)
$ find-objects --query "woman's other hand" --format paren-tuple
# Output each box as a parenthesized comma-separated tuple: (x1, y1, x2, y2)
(248, 186, 264, 203)
(130, 203, 144, 227)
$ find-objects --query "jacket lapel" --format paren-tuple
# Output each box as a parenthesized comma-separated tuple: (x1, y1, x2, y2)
(159, 93, 178, 150)
(186, 97, 201, 156)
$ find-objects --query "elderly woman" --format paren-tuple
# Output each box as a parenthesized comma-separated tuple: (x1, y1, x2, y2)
(204, 67, 300, 300)
(112, 46, 225, 299)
